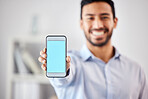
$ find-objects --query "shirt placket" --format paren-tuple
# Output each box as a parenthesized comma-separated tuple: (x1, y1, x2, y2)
(105, 63, 114, 99)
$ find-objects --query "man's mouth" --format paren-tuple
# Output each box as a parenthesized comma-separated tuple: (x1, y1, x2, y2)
(92, 31, 104, 36)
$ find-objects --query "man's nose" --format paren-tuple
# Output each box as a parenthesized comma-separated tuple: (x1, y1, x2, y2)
(92, 19, 103, 29)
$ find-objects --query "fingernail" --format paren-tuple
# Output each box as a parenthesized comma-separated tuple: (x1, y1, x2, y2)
(44, 48, 46, 52)
(43, 60, 46, 63)
(38, 57, 41, 61)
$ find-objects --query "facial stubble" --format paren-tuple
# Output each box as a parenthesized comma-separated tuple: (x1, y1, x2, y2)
(84, 28, 113, 47)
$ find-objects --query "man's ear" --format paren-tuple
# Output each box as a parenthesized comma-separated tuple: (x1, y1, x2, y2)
(113, 17, 118, 28)
(80, 19, 83, 30)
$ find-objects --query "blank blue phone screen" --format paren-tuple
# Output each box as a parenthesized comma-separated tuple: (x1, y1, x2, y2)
(47, 40, 65, 73)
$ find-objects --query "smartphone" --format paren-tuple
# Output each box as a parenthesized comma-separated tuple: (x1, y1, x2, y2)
(46, 35, 67, 78)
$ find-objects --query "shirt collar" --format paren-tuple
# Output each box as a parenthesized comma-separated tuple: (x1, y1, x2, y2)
(113, 47, 120, 59)
(80, 45, 120, 61)
(80, 45, 93, 61)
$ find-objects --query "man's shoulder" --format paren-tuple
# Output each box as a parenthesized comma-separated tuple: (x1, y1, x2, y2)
(120, 54, 142, 69)
(120, 54, 147, 81)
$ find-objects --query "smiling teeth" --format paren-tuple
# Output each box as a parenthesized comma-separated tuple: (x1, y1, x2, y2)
(92, 31, 104, 36)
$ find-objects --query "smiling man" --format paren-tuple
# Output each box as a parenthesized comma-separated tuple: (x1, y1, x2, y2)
(38, 0, 148, 99)
(80, 1, 118, 63)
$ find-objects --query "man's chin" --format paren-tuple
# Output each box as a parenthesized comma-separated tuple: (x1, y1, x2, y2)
(89, 41, 107, 47)
(88, 38, 110, 47)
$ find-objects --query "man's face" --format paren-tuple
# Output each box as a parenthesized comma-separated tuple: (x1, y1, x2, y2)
(80, 2, 118, 47)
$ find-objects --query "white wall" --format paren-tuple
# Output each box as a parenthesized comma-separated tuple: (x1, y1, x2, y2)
(0, 0, 148, 99)
(113, 0, 148, 76)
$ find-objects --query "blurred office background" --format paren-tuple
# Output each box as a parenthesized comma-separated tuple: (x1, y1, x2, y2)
(0, 0, 148, 99)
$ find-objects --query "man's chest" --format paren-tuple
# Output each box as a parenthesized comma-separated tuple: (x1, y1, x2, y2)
(78, 61, 141, 99)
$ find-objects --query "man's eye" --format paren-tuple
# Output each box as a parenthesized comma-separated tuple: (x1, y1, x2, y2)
(88, 17, 94, 20)
(101, 17, 108, 20)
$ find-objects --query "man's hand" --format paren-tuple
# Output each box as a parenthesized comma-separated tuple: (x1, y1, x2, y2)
(38, 48, 71, 71)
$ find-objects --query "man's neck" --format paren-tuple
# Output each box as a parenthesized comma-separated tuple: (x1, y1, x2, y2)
(87, 40, 114, 63)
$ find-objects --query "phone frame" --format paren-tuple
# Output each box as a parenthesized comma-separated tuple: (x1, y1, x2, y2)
(46, 35, 67, 78)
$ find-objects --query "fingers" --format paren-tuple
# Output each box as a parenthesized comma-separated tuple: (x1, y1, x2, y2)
(38, 57, 46, 64)
(43, 48, 47, 53)
(41, 64, 46, 71)
(66, 56, 71, 71)
(40, 49, 47, 58)
(66, 56, 71, 63)
(67, 63, 70, 71)
(38, 48, 47, 71)
(38, 56, 46, 71)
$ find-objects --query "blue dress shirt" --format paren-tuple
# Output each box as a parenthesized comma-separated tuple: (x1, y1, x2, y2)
(49, 45, 148, 99)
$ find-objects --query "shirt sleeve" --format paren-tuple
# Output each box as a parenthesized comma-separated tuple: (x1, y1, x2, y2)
(139, 67, 148, 99)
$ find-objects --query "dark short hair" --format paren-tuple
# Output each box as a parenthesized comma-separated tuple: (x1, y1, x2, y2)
(80, 0, 116, 19)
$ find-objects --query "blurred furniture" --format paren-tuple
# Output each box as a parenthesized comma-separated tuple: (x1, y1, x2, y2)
(6, 35, 57, 99)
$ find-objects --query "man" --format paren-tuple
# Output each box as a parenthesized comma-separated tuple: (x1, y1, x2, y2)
(38, 0, 148, 99)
